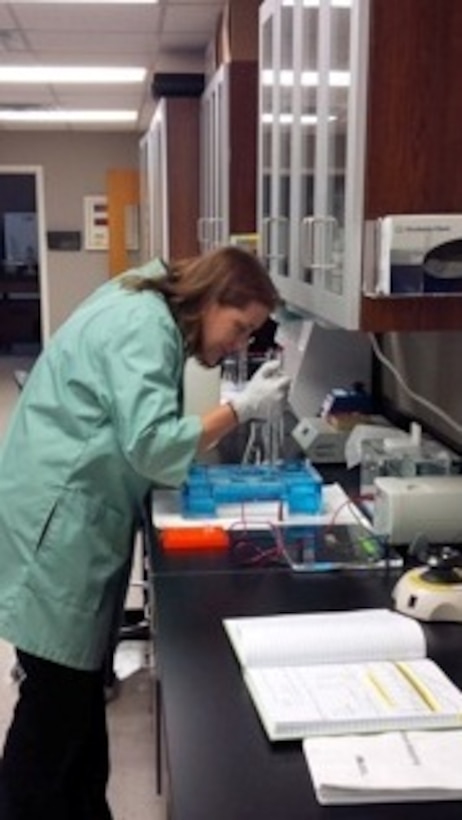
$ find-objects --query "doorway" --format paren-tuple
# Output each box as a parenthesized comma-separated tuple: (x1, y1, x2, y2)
(0, 165, 48, 354)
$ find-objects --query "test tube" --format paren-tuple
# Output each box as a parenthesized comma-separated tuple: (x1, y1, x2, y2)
(265, 347, 285, 464)
(265, 407, 284, 465)
(237, 348, 248, 386)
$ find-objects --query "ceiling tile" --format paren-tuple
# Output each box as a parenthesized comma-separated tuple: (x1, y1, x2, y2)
(0, 0, 228, 131)
(164, 6, 221, 34)
(12, 3, 162, 33)
(25, 29, 158, 57)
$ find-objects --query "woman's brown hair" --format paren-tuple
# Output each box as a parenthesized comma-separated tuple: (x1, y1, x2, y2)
(123, 246, 280, 355)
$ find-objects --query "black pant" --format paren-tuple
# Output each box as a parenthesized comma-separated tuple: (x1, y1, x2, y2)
(0, 650, 113, 820)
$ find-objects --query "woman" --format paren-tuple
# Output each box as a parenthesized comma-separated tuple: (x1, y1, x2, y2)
(0, 246, 290, 819)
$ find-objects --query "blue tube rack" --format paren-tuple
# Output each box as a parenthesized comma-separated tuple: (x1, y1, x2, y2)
(180, 461, 323, 517)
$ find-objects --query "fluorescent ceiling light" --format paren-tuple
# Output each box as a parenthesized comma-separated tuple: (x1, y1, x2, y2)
(262, 113, 337, 125)
(262, 69, 350, 87)
(0, 67, 146, 84)
(282, 1, 351, 7)
(0, 110, 137, 123)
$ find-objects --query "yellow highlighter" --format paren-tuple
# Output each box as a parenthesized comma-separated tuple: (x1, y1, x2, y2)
(395, 661, 441, 712)
(366, 669, 395, 708)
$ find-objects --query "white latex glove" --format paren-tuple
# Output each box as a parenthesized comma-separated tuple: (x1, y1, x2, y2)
(230, 360, 291, 424)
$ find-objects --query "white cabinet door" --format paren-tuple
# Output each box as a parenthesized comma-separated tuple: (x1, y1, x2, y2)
(138, 132, 151, 263)
(259, 0, 292, 302)
(139, 101, 169, 261)
(199, 65, 230, 252)
(259, 0, 369, 329)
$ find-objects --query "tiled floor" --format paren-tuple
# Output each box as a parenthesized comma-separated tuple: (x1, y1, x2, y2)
(0, 355, 166, 820)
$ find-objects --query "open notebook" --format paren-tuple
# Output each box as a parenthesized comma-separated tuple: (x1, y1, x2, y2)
(224, 608, 462, 741)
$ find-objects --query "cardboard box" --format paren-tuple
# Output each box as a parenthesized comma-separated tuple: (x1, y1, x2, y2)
(376, 214, 462, 294)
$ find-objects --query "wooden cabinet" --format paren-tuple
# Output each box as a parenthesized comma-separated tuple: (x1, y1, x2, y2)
(139, 97, 200, 262)
(199, 60, 258, 252)
(362, 0, 462, 332)
(259, 0, 462, 331)
(107, 169, 139, 277)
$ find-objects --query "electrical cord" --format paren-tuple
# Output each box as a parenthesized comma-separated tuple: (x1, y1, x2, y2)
(369, 333, 462, 436)
(226, 493, 382, 569)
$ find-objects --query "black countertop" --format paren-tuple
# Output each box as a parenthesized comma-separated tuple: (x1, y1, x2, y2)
(151, 543, 462, 820)
(148, 447, 462, 819)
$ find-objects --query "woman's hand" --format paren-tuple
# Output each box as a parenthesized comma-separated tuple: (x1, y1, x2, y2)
(229, 360, 291, 423)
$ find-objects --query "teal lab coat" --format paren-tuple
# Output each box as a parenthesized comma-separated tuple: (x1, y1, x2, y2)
(0, 260, 202, 670)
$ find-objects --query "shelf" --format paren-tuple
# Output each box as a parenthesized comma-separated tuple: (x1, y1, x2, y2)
(360, 294, 462, 332)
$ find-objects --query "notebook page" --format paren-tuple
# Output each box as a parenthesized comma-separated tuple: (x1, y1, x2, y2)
(244, 658, 462, 741)
(224, 608, 425, 668)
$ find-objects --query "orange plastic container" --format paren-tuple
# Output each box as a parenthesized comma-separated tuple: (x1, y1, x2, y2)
(160, 526, 230, 551)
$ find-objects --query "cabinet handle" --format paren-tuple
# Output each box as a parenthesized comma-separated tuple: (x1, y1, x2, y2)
(301, 216, 338, 270)
(198, 217, 214, 252)
(211, 217, 225, 248)
(261, 217, 289, 262)
(197, 217, 207, 245)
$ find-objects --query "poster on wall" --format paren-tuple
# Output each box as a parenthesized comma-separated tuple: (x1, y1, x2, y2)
(83, 195, 108, 251)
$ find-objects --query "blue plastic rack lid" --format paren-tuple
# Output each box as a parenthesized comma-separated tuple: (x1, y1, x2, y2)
(180, 461, 322, 518)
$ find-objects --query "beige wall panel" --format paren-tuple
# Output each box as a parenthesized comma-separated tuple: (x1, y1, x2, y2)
(0, 132, 139, 335)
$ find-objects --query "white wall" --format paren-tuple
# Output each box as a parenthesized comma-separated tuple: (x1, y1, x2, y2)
(0, 131, 140, 336)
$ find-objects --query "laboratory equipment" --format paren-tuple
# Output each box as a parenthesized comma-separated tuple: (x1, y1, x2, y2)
(220, 349, 248, 402)
(180, 461, 322, 518)
(296, 414, 396, 465)
(392, 544, 462, 622)
(373, 475, 462, 545)
(320, 384, 374, 417)
(360, 429, 459, 496)
(292, 417, 352, 464)
(277, 319, 371, 421)
(160, 526, 229, 551)
(277, 524, 402, 573)
(242, 413, 284, 465)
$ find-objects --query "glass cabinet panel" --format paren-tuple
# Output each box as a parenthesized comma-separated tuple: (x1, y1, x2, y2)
(139, 102, 168, 261)
(150, 105, 168, 260)
(199, 66, 230, 252)
(258, 0, 369, 329)
(297, 1, 320, 289)
(324, 1, 351, 296)
(199, 92, 212, 252)
(259, 0, 291, 297)
(138, 133, 151, 263)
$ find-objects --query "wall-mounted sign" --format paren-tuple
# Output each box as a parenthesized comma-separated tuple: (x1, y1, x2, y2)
(47, 231, 82, 251)
(84, 195, 108, 251)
